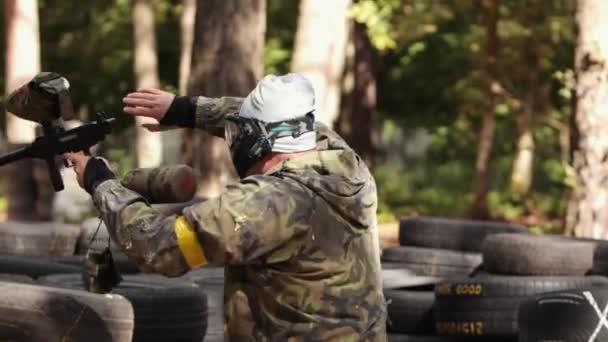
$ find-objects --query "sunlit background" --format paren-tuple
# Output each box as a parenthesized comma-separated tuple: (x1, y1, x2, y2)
(1, 0, 600, 241)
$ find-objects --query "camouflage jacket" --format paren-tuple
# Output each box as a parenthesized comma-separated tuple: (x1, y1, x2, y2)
(92, 96, 387, 341)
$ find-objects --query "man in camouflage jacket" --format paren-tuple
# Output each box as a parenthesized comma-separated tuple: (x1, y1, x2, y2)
(66, 74, 387, 341)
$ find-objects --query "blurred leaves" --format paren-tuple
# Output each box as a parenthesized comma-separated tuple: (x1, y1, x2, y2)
(350, 0, 400, 50)
(265, 0, 299, 74)
(370, 0, 575, 231)
(0, 0, 580, 231)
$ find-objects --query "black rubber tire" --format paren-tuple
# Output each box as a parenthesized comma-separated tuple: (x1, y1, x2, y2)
(519, 287, 608, 342)
(571, 237, 608, 276)
(183, 266, 224, 342)
(39, 273, 208, 342)
(382, 262, 416, 270)
(388, 334, 457, 341)
(399, 216, 527, 252)
(482, 233, 594, 276)
(382, 246, 482, 277)
(0, 273, 33, 284)
(434, 275, 608, 338)
(0, 280, 133, 341)
(0, 255, 80, 278)
(382, 268, 442, 290)
(594, 244, 608, 276)
(385, 290, 434, 334)
(0, 221, 81, 256)
(48, 254, 141, 275)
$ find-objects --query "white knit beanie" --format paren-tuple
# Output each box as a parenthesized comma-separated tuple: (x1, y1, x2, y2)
(238, 73, 317, 153)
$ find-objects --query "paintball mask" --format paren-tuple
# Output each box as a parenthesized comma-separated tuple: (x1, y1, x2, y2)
(5, 72, 74, 124)
(225, 112, 315, 177)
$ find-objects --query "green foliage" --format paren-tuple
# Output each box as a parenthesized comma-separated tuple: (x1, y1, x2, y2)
(265, 0, 299, 75)
(350, 0, 400, 50)
(371, 0, 576, 230)
(0, 0, 581, 231)
(37, 0, 181, 132)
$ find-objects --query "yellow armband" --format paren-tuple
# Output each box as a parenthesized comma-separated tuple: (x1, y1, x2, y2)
(174, 216, 207, 268)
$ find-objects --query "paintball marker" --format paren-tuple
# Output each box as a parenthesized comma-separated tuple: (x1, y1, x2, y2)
(0, 72, 115, 191)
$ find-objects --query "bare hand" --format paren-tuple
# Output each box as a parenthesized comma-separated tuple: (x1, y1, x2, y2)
(64, 152, 91, 188)
(123, 88, 175, 123)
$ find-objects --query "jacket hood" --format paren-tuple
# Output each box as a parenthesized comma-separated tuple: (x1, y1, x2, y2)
(266, 124, 377, 230)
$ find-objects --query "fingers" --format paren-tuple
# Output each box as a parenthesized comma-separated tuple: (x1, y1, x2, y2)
(123, 106, 157, 118)
(123, 97, 156, 108)
(63, 151, 86, 161)
(123, 94, 160, 119)
(63, 152, 89, 183)
(123, 88, 173, 121)
(124, 92, 158, 101)
(137, 88, 164, 95)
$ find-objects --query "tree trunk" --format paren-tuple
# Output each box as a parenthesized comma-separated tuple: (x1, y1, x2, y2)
(162, 0, 197, 165)
(4, 0, 47, 221)
(132, 0, 163, 168)
(470, 0, 499, 219)
(178, 0, 196, 95)
(509, 38, 539, 197)
(566, 0, 608, 238)
(337, 22, 376, 166)
(291, 0, 351, 128)
(183, 0, 265, 197)
(510, 106, 535, 197)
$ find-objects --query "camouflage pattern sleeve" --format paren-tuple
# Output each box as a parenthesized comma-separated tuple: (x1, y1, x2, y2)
(193, 96, 244, 137)
(92, 179, 191, 277)
(182, 175, 312, 265)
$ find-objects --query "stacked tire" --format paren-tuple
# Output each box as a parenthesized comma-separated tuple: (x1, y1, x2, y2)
(0, 219, 222, 341)
(433, 231, 608, 341)
(0, 281, 134, 342)
(383, 216, 527, 341)
(0, 220, 135, 341)
(39, 274, 209, 342)
(493, 234, 608, 342)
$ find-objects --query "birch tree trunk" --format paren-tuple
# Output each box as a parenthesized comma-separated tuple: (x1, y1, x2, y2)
(509, 43, 538, 197)
(183, 0, 265, 197)
(161, 0, 197, 165)
(4, 0, 44, 221)
(178, 0, 196, 95)
(291, 0, 351, 128)
(470, 0, 499, 219)
(509, 6, 542, 198)
(566, 0, 608, 238)
(132, 0, 163, 168)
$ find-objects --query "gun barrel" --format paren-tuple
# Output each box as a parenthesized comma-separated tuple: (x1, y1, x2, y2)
(0, 147, 29, 166)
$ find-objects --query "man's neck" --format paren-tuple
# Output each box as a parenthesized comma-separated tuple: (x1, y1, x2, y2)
(246, 150, 316, 176)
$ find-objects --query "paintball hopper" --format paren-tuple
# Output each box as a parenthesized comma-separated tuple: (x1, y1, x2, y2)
(5, 72, 74, 124)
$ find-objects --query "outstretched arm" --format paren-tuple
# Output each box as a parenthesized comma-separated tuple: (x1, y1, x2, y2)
(64, 152, 310, 276)
(65, 152, 192, 277)
(122, 88, 243, 137)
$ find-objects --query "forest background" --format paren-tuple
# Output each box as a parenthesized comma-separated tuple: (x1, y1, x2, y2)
(2, 0, 605, 239)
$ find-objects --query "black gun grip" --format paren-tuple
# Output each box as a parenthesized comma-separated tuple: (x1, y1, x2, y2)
(46, 157, 64, 191)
